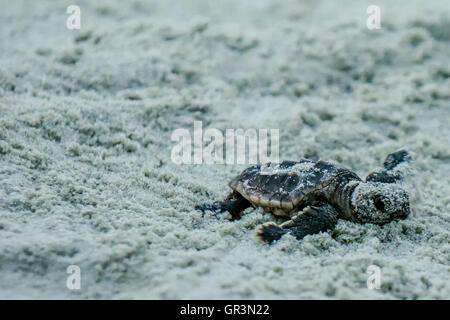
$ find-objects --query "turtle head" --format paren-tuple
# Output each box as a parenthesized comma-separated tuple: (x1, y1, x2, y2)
(350, 182, 410, 225)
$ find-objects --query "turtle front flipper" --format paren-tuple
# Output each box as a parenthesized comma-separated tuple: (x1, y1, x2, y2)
(255, 222, 287, 243)
(366, 150, 411, 183)
(195, 192, 251, 219)
(383, 150, 411, 170)
(256, 202, 339, 243)
(365, 171, 402, 183)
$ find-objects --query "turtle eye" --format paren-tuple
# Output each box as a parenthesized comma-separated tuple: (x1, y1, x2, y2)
(373, 196, 386, 212)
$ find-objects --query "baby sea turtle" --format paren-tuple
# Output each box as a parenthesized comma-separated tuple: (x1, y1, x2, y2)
(196, 150, 411, 243)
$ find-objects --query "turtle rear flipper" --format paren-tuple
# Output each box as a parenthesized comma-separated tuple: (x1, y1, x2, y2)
(256, 202, 339, 243)
(195, 192, 251, 219)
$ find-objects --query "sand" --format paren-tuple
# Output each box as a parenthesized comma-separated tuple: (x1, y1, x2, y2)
(0, 0, 449, 299)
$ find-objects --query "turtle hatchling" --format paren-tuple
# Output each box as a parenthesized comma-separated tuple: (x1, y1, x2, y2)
(196, 150, 411, 243)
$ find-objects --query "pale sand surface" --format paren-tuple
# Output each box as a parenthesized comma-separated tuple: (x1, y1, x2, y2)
(0, 0, 449, 299)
